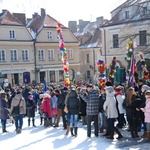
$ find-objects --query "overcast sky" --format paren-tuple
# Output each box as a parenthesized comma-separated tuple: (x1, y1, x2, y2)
(0, 0, 126, 26)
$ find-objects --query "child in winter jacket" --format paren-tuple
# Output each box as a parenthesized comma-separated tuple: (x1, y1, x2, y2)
(140, 90, 150, 140)
(40, 93, 52, 127)
(51, 92, 58, 125)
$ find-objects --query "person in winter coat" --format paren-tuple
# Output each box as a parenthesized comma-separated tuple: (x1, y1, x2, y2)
(0, 90, 9, 133)
(80, 84, 99, 138)
(38, 89, 44, 125)
(40, 93, 52, 127)
(26, 94, 36, 127)
(124, 87, 142, 138)
(61, 87, 69, 130)
(53, 89, 61, 127)
(139, 84, 150, 138)
(51, 92, 58, 125)
(114, 87, 126, 128)
(66, 86, 80, 137)
(10, 89, 26, 134)
(103, 86, 123, 140)
(79, 87, 87, 125)
(140, 90, 150, 140)
(99, 88, 106, 133)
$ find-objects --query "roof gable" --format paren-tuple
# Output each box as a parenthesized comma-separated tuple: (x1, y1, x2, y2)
(104, 0, 150, 27)
(79, 28, 102, 49)
(27, 14, 65, 35)
(0, 10, 23, 25)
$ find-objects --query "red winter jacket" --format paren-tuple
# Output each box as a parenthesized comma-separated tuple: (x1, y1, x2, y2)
(41, 97, 52, 118)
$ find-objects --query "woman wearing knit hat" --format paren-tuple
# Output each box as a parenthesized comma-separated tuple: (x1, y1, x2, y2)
(140, 90, 150, 140)
(114, 87, 126, 128)
(139, 84, 150, 138)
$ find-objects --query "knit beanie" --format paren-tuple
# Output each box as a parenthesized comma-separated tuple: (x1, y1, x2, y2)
(142, 85, 150, 91)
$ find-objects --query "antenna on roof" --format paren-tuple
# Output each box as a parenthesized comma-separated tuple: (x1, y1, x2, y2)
(90, 14, 92, 22)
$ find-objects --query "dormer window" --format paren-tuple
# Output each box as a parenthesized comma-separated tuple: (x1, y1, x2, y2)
(47, 31, 53, 39)
(9, 30, 15, 39)
(125, 11, 129, 19)
(67, 49, 73, 59)
(143, 7, 147, 15)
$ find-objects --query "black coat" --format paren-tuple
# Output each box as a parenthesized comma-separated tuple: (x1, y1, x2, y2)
(0, 97, 9, 119)
(79, 95, 86, 116)
(26, 96, 36, 118)
(67, 90, 80, 115)
(130, 96, 143, 127)
(99, 93, 106, 112)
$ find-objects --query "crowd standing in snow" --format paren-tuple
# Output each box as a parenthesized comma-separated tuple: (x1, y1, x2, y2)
(0, 79, 150, 142)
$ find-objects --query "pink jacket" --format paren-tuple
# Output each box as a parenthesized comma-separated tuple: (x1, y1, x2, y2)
(144, 99, 150, 123)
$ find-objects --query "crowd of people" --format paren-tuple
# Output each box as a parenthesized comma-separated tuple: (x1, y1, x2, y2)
(0, 79, 150, 142)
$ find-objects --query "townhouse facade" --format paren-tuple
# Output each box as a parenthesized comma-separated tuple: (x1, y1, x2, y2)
(0, 8, 80, 86)
(74, 17, 107, 83)
(0, 10, 34, 86)
(101, 0, 150, 78)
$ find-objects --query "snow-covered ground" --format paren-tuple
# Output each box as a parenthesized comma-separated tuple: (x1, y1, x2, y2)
(0, 113, 149, 150)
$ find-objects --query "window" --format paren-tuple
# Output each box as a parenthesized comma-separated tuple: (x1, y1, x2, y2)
(10, 50, 17, 61)
(87, 70, 90, 78)
(125, 11, 129, 19)
(9, 30, 15, 39)
(139, 30, 147, 46)
(48, 49, 54, 60)
(0, 50, 5, 61)
(22, 49, 29, 61)
(58, 49, 62, 60)
(50, 71, 55, 82)
(113, 34, 119, 48)
(38, 49, 44, 60)
(143, 7, 147, 15)
(86, 54, 89, 62)
(47, 31, 53, 39)
(59, 70, 64, 82)
(67, 49, 73, 59)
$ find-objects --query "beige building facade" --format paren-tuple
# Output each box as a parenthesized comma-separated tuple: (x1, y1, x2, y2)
(0, 10, 34, 85)
(101, 0, 150, 78)
(0, 9, 80, 86)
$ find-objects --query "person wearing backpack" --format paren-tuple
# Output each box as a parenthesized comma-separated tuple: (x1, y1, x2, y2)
(10, 89, 26, 134)
(66, 86, 80, 137)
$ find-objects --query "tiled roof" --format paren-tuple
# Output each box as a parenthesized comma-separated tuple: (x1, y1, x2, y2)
(26, 14, 65, 35)
(79, 28, 102, 49)
(0, 10, 23, 25)
(103, 0, 150, 27)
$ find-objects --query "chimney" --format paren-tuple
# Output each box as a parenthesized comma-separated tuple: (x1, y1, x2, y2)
(2, 9, 7, 13)
(41, 8, 46, 17)
(32, 12, 38, 18)
(96, 16, 104, 27)
(13, 13, 26, 26)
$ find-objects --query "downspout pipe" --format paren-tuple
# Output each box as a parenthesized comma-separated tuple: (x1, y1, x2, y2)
(33, 39, 37, 85)
(103, 28, 107, 64)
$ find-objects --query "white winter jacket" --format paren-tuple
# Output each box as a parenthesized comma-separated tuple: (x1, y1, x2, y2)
(103, 92, 118, 119)
(116, 94, 126, 114)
